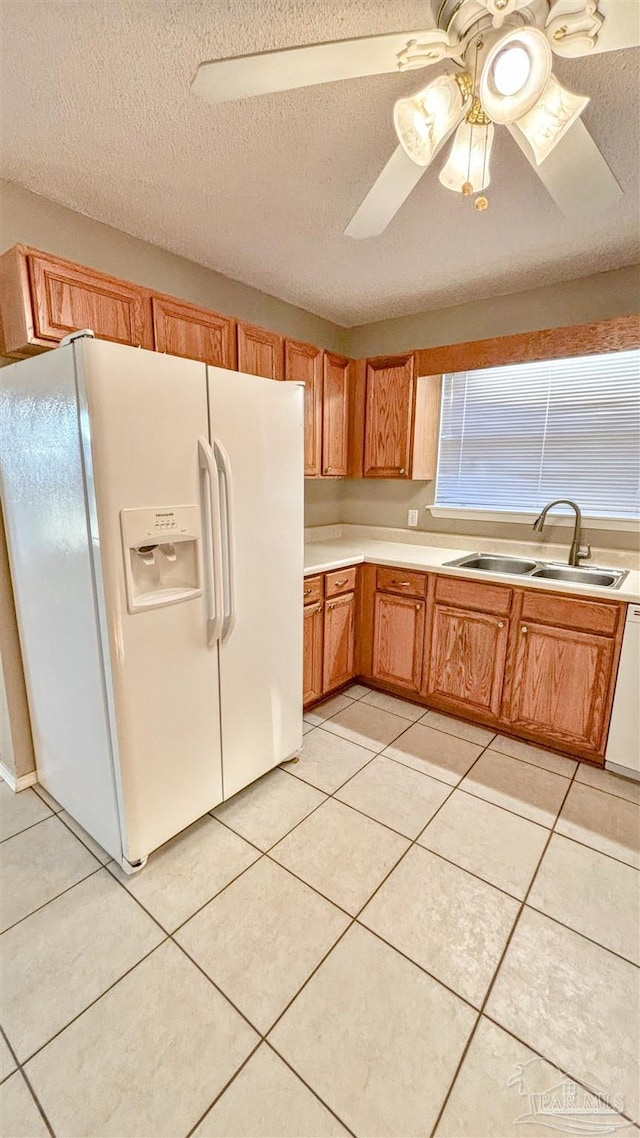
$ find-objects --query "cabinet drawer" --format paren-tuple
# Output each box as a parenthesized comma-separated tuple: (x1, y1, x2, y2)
(303, 576, 323, 605)
(325, 566, 357, 597)
(435, 574, 512, 617)
(376, 566, 427, 598)
(520, 590, 622, 637)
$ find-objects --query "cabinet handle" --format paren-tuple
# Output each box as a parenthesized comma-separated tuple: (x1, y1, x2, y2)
(333, 578, 348, 586)
(304, 588, 312, 596)
(415, 603, 421, 610)
(521, 625, 528, 634)
(498, 621, 504, 628)
(392, 580, 411, 587)
(399, 467, 405, 475)
(325, 466, 332, 473)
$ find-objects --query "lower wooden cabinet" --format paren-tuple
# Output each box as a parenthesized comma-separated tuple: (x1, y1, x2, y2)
(304, 562, 624, 762)
(372, 592, 425, 693)
(424, 604, 509, 721)
(303, 602, 324, 705)
(323, 592, 355, 692)
(505, 620, 616, 758)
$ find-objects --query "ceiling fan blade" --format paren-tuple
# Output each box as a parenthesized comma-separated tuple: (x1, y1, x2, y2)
(546, 0, 640, 56)
(344, 146, 428, 239)
(593, 0, 640, 51)
(191, 28, 449, 105)
(508, 118, 623, 216)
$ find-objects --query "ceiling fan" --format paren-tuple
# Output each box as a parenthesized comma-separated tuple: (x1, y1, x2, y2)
(191, 0, 639, 237)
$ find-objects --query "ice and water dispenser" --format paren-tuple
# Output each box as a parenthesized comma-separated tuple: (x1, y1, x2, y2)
(120, 506, 203, 613)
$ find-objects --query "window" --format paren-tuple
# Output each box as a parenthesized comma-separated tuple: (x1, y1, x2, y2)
(434, 349, 640, 521)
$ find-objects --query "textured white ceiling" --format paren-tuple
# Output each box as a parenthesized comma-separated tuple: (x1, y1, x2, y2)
(1, 0, 638, 325)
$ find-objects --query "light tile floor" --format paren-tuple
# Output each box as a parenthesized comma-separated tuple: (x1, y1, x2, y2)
(1, 683, 639, 1138)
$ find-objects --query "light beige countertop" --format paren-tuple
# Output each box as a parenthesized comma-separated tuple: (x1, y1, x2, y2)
(303, 530, 640, 604)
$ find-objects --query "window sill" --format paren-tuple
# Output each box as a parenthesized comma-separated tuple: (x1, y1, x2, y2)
(428, 506, 639, 533)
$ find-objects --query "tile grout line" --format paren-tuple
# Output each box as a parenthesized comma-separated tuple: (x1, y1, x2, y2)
(6, 693, 637, 1136)
(0, 809, 55, 845)
(0, 861, 105, 937)
(479, 1013, 640, 1130)
(428, 758, 580, 1137)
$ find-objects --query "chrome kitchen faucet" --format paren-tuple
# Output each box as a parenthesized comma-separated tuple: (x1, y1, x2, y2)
(532, 500, 592, 567)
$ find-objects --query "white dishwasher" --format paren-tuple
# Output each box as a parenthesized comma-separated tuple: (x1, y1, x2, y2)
(605, 604, 640, 781)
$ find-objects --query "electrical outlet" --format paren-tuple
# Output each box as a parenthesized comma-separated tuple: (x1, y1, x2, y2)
(407, 509, 419, 527)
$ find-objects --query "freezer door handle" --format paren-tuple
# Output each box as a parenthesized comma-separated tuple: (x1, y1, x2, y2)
(213, 438, 237, 643)
(198, 437, 224, 647)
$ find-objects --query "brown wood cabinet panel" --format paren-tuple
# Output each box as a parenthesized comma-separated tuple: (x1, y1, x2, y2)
(505, 619, 615, 758)
(322, 353, 350, 476)
(285, 339, 323, 476)
(376, 566, 427, 599)
(416, 314, 640, 377)
(303, 575, 323, 605)
(323, 591, 355, 692)
(372, 592, 425, 693)
(363, 354, 415, 478)
(435, 575, 512, 618)
(303, 602, 324, 706)
(152, 296, 236, 368)
(28, 252, 154, 349)
(520, 590, 622, 638)
(325, 566, 358, 598)
(237, 321, 284, 380)
(425, 603, 509, 720)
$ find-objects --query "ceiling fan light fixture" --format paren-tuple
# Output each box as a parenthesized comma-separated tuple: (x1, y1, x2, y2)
(439, 119, 495, 193)
(479, 27, 552, 124)
(394, 72, 472, 167)
(515, 73, 590, 164)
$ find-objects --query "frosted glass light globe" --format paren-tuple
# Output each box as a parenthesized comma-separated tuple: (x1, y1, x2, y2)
(493, 45, 531, 96)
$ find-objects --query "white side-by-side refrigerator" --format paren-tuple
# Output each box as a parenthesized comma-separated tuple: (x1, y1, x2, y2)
(1, 334, 303, 870)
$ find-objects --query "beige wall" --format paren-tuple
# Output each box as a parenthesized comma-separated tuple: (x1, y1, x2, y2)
(0, 180, 348, 353)
(336, 264, 640, 552)
(347, 264, 640, 357)
(1, 179, 637, 550)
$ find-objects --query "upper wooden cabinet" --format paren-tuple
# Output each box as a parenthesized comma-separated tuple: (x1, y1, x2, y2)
(322, 353, 350, 477)
(285, 339, 323, 476)
(237, 321, 284, 380)
(351, 353, 441, 480)
(152, 296, 236, 368)
(363, 354, 415, 478)
(0, 246, 154, 356)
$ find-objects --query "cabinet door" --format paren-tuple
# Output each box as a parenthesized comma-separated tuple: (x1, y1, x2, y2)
(506, 620, 615, 757)
(152, 296, 236, 367)
(303, 603, 324, 706)
(237, 321, 284, 380)
(27, 252, 153, 349)
(372, 592, 425, 692)
(323, 592, 355, 692)
(425, 604, 509, 719)
(285, 339, 323, 476)
(363, 354, 414, 478)
(322, 353, 350, 476)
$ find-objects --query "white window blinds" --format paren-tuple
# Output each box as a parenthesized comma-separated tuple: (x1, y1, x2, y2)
(435, 349, 640, 520)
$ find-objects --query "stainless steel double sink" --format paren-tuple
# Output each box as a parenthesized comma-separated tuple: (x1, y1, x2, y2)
(443, 553, 629, 589)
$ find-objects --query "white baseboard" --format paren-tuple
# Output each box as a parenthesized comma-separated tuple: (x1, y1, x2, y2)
(0, 761, 37, 792)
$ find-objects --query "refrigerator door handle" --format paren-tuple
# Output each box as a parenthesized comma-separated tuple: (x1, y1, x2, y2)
(198, 437, 224, 647)
(213, 438, 237, 642)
